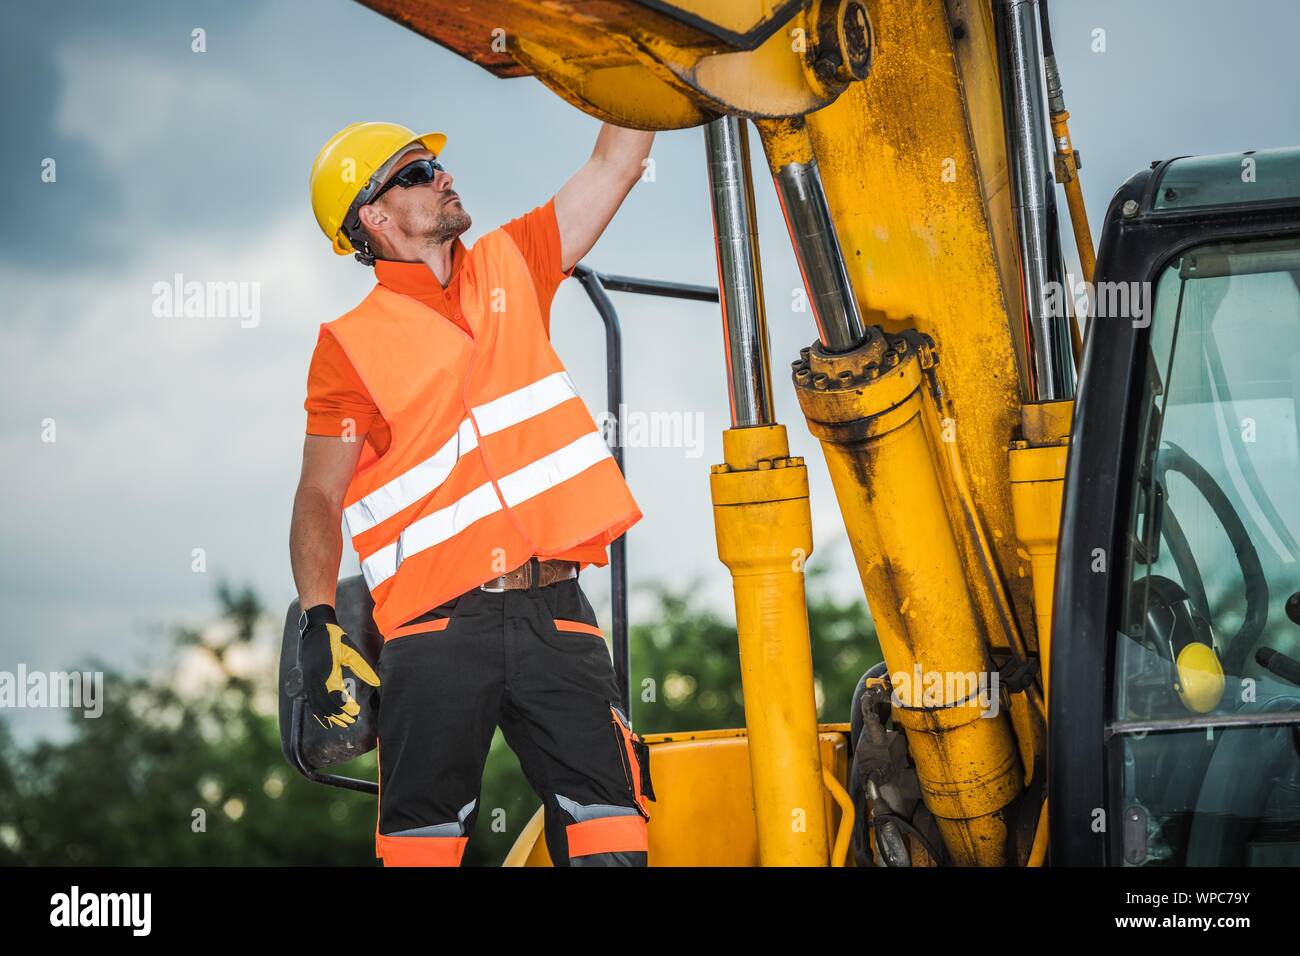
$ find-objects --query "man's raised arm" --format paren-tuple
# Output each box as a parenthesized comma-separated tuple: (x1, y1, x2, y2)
(554, 123, 655, 272)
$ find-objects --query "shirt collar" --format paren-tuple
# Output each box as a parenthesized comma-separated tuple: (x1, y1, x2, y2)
(374, 238, 467, 297)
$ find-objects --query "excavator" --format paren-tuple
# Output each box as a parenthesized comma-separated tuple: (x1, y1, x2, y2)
(279, 0, 1300, 867)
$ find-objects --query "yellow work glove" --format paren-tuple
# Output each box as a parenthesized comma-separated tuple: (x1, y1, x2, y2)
(299, 604, 381, 730)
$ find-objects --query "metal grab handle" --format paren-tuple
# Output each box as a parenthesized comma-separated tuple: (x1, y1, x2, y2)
(571, 264, 718, 724)
(821, 767, 855, 867)
(285, 671, 378, 795)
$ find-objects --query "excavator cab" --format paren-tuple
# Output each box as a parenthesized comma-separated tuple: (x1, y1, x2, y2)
(1054, 146, 1300, 865)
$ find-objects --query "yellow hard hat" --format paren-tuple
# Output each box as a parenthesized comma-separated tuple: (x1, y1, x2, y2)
(309, 122, 447, 256)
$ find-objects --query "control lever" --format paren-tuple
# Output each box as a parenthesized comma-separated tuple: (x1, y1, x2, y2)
(1256, 646, 1300, 688)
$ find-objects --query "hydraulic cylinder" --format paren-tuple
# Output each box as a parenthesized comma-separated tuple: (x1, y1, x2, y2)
(711, 424, 830, 866)
(793, 328, 1024, 865)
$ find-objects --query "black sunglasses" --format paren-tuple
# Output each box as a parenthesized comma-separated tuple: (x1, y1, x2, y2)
(370, 158, 445, 203)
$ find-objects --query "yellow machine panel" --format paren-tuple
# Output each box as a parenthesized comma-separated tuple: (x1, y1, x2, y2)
(505, 727, 854, 866)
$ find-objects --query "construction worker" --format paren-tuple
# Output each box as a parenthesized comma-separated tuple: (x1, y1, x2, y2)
(292, 121, 656, 867)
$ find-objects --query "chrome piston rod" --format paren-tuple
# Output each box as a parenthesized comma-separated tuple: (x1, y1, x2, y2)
(1000, 0, 1074, 400)
(769, 156, 866, 354)
(704, 116, 775, 427)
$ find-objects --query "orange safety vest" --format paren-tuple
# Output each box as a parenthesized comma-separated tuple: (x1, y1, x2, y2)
(322, 229, 642, 636)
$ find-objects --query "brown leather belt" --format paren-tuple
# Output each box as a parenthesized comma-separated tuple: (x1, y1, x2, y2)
(478, 557, 578, 592)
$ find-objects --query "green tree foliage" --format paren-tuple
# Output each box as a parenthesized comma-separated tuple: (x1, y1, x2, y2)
(0, 567, 878, 866)
(0, 584, 377, 865)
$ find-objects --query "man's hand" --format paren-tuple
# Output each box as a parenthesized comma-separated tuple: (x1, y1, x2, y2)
(554, 123, 656, 272)
(300, 604, 381, 729)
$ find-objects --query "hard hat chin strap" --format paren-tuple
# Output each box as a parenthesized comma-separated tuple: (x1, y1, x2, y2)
(342, 212, 379, 267)
(353, 240, 377, 268)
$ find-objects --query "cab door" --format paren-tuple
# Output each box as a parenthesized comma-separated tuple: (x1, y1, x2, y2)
(1051, 148, 1300, 865)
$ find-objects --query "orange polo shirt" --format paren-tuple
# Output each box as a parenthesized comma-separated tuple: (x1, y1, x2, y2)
(305, 198, 610, 568)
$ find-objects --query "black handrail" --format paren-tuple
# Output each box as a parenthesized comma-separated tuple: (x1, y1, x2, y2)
(594, 272, 720, 302)
(571, 264, 719, 724)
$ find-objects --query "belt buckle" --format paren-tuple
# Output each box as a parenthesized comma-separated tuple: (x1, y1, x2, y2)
(479, 560, 533, 592)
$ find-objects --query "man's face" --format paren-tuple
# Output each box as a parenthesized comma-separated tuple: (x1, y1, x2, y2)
(367, 147, 471, 247)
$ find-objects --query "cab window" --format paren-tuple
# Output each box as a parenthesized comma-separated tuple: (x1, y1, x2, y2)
(1114, 235, 1300, 866)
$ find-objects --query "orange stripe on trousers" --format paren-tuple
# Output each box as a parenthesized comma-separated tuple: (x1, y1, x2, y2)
(565, 815, 648, 858)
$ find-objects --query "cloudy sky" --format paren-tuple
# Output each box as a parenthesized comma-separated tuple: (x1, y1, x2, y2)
(4, 0, 1299, 740)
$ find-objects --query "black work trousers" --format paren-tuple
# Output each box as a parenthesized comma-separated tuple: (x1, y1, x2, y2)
(373, 565, 651, 867)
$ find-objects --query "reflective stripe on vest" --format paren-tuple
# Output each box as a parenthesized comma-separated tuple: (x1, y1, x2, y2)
(342, 371, 579, 538)
(322, 227, 641, 634)
(360, 430, 613, 589)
